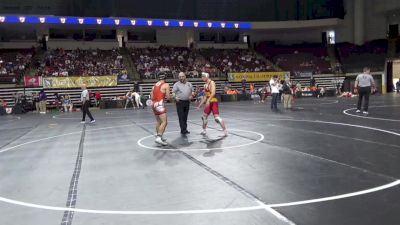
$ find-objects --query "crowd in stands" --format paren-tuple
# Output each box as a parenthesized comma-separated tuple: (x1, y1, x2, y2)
(257, 43, 331, 76)
(36, 48, 124, 77)
(0, 39, 389, 85)
(200, 48, 274, 73)
(131, 46, 217, 80)
(0, 49, 34, 83)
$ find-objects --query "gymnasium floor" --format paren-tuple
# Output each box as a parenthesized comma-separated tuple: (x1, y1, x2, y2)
(0, 94, 400, 225)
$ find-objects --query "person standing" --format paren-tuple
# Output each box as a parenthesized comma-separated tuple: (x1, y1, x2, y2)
(133, 81, 141, 93)
(310, 75, 316, 87)
(354, 67, 375, 115)
(38, 89, 47, 114)
(282, 80, 293, 110)
(151, 73, 171, 145)
(198, 72, 227, 136)
(269, 75, 281, 111)
(80, 84, 95, 123)
(54, 92, 62, 111)
(95, 91, 102, 107)
(32, 92, 40, 113)
(0, 98, 6, 115)
(124, 90, 135, 109)
(173, 72, 194, 135)
(396, 80, 400, 93)
(223, 81, 231, 93)
(241, 77, 247, 94)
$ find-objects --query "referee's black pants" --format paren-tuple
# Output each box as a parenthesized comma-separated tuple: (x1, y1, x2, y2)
(82, 100, 94, 121)
(176, 100, 190, 133)
(357, 86, 371, 112)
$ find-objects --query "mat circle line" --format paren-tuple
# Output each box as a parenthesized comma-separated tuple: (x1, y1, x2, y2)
(343, 105, 400, 122)
(0, 119, 399, 214)
(137, 129, 264, 151)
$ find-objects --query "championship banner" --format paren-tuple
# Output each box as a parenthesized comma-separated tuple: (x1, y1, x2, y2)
(24, 76, 42, 87)
(42, 75, 117, 88)
(227, 72, 289, 82)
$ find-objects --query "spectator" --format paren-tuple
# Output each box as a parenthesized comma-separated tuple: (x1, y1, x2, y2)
(201, 49, 273, 73)
(54, 92, 62, 111)
(270, 75, 281, 111)
(32, 92, 40, 113)
(38, 48, 124, 77)
(223, 81, 231, 93)
(241, 77, 247, 94)
(310, 75, 316, 87)
(39, 89, 47, 114)
(95, 91, 102, 107)
(0, 49, 33, 84)
(133, 81, 141, 93)
(63, 94, 73, 112)
(125, 90, 135, 109)
(282, 80, 293, 110)
(0, 98, 6, 107)
(249, 83, 255, 95)
(0, 98, 6, 116)
(131, 46, 218, 79)
(318, 87, 326, 98)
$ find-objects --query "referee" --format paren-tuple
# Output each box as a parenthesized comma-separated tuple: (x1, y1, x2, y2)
(81, 84, 95, 123)
(173, 72, 194, 135)
(354, 67, 375, 115)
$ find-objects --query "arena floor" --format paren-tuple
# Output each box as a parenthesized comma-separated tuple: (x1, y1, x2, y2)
(1, 95, 400, 225)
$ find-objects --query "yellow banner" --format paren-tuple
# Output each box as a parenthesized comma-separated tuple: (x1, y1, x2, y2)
(227, 72, 290, 82)
(42, 76, 117, 88)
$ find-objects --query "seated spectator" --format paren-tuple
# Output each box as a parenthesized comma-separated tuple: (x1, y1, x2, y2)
(62, 95, 73, 112)
(0, 49, 33, 84)
(226, 88, 239, 95)
(0, 98, 7, 107)
(130, 46, 217, 79)
(54, 92, 62, 111)
(200, 48, 275, 73)
(37, 48, 125, 77)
